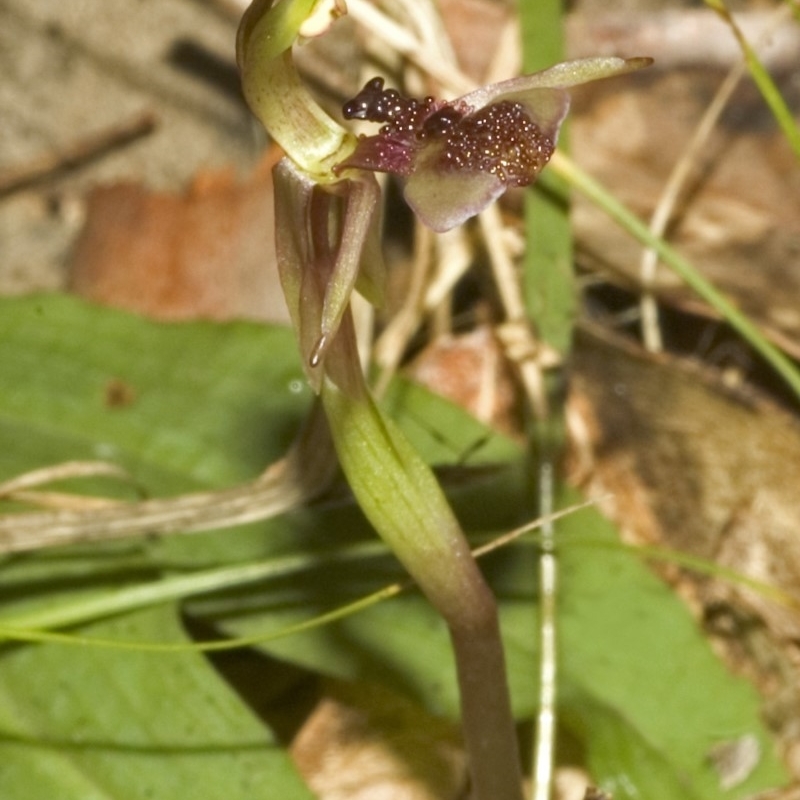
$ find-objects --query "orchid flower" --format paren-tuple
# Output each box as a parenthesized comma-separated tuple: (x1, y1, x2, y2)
(238, 0, 648, 367)
(335, 58, 651, 232)
(237, 3, 650, 797)
(272, 56, 650, 373)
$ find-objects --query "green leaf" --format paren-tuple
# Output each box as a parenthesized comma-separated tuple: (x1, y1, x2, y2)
(0, 605, 313, 799)
(220, 497, 789, 799)
(0, 294, 788, 798)
(0, 294, 517, 796)
(0, 295, 316, 797)
(553, 500, 788, 799)
(0, 294, 309, 491)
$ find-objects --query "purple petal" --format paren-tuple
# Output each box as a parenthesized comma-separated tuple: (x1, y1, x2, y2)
(402, 100, 556, 231)
(432, 101, 556, 185)
(404, 160, 505, 232)
(334, 135, 415, 177)
(461, 57, 651, 108)
(334, 58, 652, 231)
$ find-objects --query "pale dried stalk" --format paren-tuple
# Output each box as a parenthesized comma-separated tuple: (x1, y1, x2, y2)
(373, 223, 435, 396)
(638, 4, 789, 351)
(424, 227, 474, 310)
(373, 225, 475, 396)
(0, 405, 336, 555)
(531, 462, 557, 800)
(0, 461, 133, 497)
(484, 16, 522, 84)
(639, 59, 746, 351)
(480, 205, 559, 420)
(344, 0, 473, 95)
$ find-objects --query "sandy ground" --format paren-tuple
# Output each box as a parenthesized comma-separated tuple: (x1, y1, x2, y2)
(0, 0, 258, 294)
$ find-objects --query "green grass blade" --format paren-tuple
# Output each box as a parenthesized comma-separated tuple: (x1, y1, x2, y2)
(551, 152, 800, 402)
(705, 0, 800, 161)
(520, 0, 574, 356)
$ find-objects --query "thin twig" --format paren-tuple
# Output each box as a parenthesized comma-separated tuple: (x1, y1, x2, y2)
(344, 0, 472, 95)
(639, 60, 745, 351)
(531, 462, 557, 800)
(0, 111, 157, 197)
(0, 404, 336, 555)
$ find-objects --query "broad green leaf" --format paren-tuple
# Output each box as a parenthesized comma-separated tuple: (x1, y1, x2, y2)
(215, 499, 788, 799)
(0, 295, 318, 797)
(0, 293, 309, 491)
(550, 499, 788, 799)
(0, 605, 313, 799)
(0, 294, 789, 798)
(381, 377, 519, 466)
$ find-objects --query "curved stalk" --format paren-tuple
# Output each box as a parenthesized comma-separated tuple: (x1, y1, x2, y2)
(320, 312, 524, 800)
(237, 0, 354, 176)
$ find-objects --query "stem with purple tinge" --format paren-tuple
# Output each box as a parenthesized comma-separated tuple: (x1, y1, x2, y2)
(320, 310, 524, 800)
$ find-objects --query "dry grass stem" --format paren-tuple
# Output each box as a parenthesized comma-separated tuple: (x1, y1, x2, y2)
(638, 59, 745, 351)
(373, 224, 435, 396)
(0, 405, 336, 555)
(345, 0, 472, 94)
(480, 205, 557, 420)
(0, 460, 134, 497)
(423, 228, 473, 310)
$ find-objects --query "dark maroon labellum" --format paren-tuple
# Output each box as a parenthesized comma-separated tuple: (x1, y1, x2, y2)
(342, 78, 399, 122)
(337, 77, 554, 189)
(342, 77, 436, 137)
(420, 106, 467, 139)
(436, 100, 554, 186)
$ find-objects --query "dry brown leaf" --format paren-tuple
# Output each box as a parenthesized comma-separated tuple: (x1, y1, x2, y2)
(405, 326, 520, 436)
(571, 327, 800, 776)
(69, 149, 288, 323)
(291, 679, 466, 800)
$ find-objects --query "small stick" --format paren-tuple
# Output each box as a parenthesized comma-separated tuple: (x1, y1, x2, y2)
(638, 62, 745, 352)
(0, 111, 157, 197)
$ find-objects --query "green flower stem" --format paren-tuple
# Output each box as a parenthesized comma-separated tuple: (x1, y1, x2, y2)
(238, 3, 524, 793)
(237, 0, 354, 175)
(320, 313, 524, 800)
